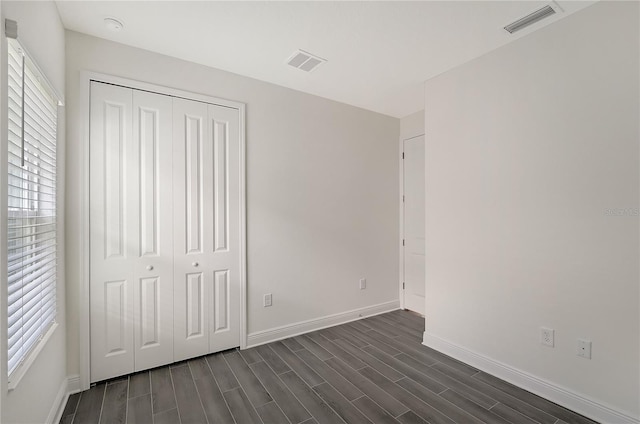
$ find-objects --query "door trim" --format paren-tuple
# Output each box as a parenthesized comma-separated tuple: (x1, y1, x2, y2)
(78, 71, 247, 391)
(399, 134, 425, 311)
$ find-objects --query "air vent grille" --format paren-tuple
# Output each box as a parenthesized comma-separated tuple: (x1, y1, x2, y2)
(287, 50, 327, 72)
(504, 5, 556, 34)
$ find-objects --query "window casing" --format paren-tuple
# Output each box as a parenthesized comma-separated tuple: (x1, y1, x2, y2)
(6, 39, 59, 378)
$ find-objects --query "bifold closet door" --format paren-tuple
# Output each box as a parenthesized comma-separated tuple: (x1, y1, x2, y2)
(90, 83, 134, 382)
(90, 82, 174, 382)
(173, 98, 240, 361)
(131, 90, 174, 372)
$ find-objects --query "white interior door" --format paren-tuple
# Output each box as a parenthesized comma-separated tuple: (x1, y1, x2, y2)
(173, 98, 209, 360)
(90, 83, 175, 381)
(173, 99, 241, 361)
(131, 90, 174, 372)
(403, 135, 426, 315)
(206, 104, 240, 353)
(91, 81, 242, 380)
(90, 82, 135, 381)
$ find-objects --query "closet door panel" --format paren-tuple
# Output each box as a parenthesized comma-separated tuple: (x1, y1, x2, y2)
(173, 98, 210, 361)
(212, 117, 228, 252)
(185, 272, 205, 337)
(91, 83, 242, 376)
(132, 90, 174, 371)
(90, 82, 135, 382)
(207, 104, 240, 352)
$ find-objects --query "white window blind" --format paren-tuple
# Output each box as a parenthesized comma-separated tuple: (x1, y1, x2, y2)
(6, 40, 58, 377)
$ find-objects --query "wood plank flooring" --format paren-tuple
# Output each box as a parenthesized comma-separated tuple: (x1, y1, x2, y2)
(60, 310, 598, 424)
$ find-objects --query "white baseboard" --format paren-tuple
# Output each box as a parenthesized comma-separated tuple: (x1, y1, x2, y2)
(67, 374, 81, 394)
(46, 377, 69, 424)
(423, 333, 639, 424)
(47, 375, 82, 424)
(246, 300, 400, 348)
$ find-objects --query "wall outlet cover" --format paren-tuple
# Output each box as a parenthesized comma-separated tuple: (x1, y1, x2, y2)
(577, 339, 592, 359)
(541, 327, 554, 347)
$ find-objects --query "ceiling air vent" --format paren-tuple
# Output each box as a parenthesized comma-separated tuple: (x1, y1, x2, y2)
(504, 5, 556, 34)
(286, 50, 327, 73)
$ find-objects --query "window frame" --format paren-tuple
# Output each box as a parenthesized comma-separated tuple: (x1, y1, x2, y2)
(4, 37, 63, 390)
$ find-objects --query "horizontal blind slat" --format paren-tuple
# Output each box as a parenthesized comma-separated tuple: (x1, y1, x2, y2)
(7, 247, 55, 267)
(9, 144, 57, 169)
(8, 256, 57, 286)
(8, 179, 56, 192)
(8, 160, 57, 184)
(7, 248, 56, 270)
(8, 150, 57, 171)
(24, 87, 57, 122)
(7, 228, 57, 242)
(7, 247, 55, 274)
(8, 167, 57, 189)
(8, 246, 56, 269)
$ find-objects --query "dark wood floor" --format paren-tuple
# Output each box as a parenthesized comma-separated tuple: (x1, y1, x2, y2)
(60, 310, 597, 424)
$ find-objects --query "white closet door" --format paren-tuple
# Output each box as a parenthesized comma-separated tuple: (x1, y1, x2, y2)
(207, 104, 240, 353)
(91, 83, 175, 381)
(132, 90, 174, 371)
(90, 82, 135, 381)
(173, 99, 241, 361)
(91, 83, 242, 378)
(173, 98, 210, 360)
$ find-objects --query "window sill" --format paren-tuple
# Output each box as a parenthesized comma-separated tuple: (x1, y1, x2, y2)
(7, 322, 59, 392)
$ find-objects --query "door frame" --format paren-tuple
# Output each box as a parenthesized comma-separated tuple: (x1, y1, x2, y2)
(399, 134, 425, 311)
(78, 71, 247, 391)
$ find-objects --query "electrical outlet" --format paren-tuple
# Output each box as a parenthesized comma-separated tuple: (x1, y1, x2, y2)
(359, 278, 366, 290)
(540, 327, 554, 347)
(577, 339, 592, 359)
(263, 293, 272, 307)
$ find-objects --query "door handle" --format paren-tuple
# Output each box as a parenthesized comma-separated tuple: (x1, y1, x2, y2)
(146, 265, 154, 271)
(192, 262, 199, 267)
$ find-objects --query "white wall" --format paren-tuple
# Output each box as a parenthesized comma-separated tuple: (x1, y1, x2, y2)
(400, 109, 425, 141)
(423, 1, 639, 420)
(0, 1, 67, 423)
(65, 31, 399, 378)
